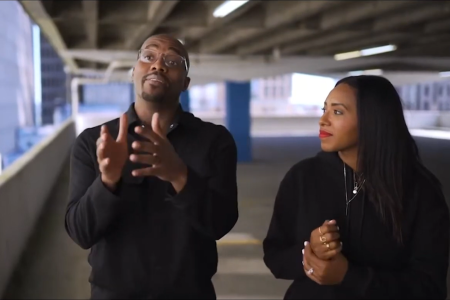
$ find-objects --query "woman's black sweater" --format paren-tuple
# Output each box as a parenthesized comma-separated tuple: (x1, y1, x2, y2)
(263, 151, 449, 299)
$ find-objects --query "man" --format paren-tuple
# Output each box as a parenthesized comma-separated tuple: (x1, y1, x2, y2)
(65, 34, 239, 299)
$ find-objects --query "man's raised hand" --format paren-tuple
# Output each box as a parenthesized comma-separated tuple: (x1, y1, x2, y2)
(96, 113, 129, 189)
(129, 113, 187, 192)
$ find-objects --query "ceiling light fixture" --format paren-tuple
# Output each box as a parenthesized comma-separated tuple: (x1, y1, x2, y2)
(334, 44, 397, 61)
(213, 0, 249, 18)
(439, 71, 450, 77)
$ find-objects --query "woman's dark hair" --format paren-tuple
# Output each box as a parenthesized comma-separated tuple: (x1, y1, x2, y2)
(335, 75, 440, 243)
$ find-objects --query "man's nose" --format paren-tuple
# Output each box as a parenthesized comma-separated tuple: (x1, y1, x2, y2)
(151, 56, 167, 72)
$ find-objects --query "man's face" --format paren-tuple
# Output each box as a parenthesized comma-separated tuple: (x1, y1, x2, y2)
(132, 35, 190, 105)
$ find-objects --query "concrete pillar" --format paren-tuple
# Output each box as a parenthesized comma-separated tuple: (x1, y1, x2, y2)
(180, 90, 190, 112)
(225, 81, 252, 162)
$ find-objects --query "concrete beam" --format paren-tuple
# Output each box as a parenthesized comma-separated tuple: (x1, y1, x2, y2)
(282, 2, 450, 56)
(390, 36, 450, 57)
(147, 1, 162, 21)
(238, 1, 411, 54)
(205, 1, 343, 54)
(82, 1, 98, 48)
(320, 1, 418, 30)
(281, 31, 365, 55)
(125, 0, 179, 50)
(160, 3, 208, 28)
(164, 3, 266, 43)
(424, 18, 450, 33)
(237, 28, 317, 56)
(61, 49, 137, 63)
(18, 0, 78, 72)
(62, 49, 279, 64)
(200, 28, 265, 54)
(194, 1, 262, 52)
(265, 1, 343, 29)
(60, 48, 450, 85)
(163, 3, 265, 42)
(309, 32, 415, 56)
(372, 3, 450, 32)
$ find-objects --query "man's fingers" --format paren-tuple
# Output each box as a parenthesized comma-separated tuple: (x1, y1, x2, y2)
(100, 125, 112, 137)
(96, 133, 112, 160)
(131, 141, 157, 154)
(96, 137, 102, 148)
(98, 158, 110, 173)
(116, 113, 128, 143)
(134, 125, 164, 145)
(129, 154, 160, 166)
(151, 112, 165, 137)
(96, 139, 105, 160)
(98, 126, 113, 154)
(131, 166, 159, 177)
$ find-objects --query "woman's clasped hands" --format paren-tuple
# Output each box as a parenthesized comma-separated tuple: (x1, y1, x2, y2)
(302, 220, 349, 285)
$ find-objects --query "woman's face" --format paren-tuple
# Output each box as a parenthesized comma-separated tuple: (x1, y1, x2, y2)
(319, 83, 358, 153)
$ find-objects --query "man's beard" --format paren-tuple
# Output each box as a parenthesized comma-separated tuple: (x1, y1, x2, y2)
(141, 91, 164, 103)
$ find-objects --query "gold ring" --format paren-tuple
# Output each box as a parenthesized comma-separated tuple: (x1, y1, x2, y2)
(326, 243, 330, 249)
(319, 236, 326, 242)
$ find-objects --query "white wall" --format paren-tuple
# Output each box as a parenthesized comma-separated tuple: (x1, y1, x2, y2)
(82, 83, 132, 111)
(200, 110, 446, 137)
(403, 111, 442, 129)
(0, 119, 76, 296)
(438, 112, 450, 128)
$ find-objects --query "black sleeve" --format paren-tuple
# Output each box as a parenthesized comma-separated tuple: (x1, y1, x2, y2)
(167, 127, 238, 240)
(263, 167, 306, 280)
(340, 181, 450, 299)
(65, 130, 124, 249)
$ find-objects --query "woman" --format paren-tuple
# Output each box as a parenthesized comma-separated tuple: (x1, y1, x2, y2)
(263, 75, 449, 299)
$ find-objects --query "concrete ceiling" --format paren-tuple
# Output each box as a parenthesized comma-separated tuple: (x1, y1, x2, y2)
(19, 0, 450, 86)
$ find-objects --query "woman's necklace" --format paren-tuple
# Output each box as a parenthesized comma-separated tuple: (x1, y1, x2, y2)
(343, 163, 366, 216)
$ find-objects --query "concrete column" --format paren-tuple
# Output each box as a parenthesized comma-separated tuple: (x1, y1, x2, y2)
(180, 90, 190, 112)
(225, 81, 252, 162)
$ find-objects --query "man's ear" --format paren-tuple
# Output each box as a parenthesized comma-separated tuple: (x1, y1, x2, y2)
(183, 77, 191, 91)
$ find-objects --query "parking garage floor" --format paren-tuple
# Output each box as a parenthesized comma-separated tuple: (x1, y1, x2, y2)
(3, 136, 450, 299)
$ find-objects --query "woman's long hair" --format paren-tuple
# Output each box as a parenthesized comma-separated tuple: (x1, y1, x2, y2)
(335, 75, 440, 243)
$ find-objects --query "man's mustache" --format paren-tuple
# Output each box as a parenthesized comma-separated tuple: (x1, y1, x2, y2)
(142, 72, 169, 85)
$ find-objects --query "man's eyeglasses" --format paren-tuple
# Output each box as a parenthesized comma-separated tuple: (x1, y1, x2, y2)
(138, 49, 189, 72)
